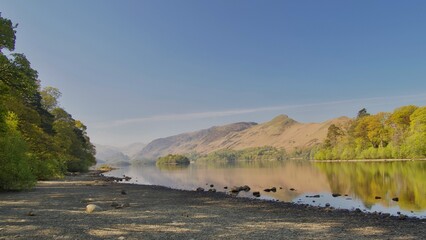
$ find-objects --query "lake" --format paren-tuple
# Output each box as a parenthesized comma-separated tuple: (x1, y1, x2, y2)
(105, 160, 426, 219)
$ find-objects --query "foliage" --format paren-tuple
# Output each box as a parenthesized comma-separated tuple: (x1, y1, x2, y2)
(0, 112, 36, 190)
(313, 106, 426, 160)
(0, 14, 96, 190)
(197, 146, 287, 163)
(156, 154, 190, 165)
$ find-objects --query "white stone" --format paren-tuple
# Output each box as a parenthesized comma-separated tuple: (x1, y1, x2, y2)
(86, 204, 102, 213)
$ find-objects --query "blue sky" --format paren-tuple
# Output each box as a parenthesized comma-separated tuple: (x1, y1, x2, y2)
(2, 0, 426, 146)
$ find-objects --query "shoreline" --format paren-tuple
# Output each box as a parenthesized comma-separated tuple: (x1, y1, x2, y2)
(311, 158, 426, 163)
(1, 171, 425, 239)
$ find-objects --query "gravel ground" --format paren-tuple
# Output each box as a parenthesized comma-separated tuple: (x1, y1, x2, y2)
(0, 171, 425, 240)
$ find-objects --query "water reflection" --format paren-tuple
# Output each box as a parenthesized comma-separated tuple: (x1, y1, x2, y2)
(106, 160, 426, 218)
(315, 161, 426, 211)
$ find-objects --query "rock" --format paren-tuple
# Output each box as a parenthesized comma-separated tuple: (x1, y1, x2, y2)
(230, 186, 243, 193)
(253, 192, 261, 197)
(111, 202, 119, 207)
(279, 187, 283, 189)
(399, 214, 407, 220)
(270, 187, 277, 192)
(355, 208, 362, 213)
(289, 188, 296, 191)
(224, 186, 228, 189)
(325, 203, 330, 207)
(118, 236, 125, 240)
(231, 185, 251, 193)
(27, 211, 36, 216)
(332, 193, 341, 197)
(392, 197, 399, 202)
(122, 203, 130, 208)
(196, 187, 205, 192)
(210, 184, 214, 188)
(264, 188, 271, 192)
(121, 190, 127, 195)
(375, 196, 381, 199)
(86, 204, 102, 213)
(307, 195, 320, 198)
(241, 185, 251, 192)
(208, 188, 216, 192)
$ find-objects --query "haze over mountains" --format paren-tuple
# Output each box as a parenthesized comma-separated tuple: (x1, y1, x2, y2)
(94, 143, 146, 166)
(95, 114, 350, 164)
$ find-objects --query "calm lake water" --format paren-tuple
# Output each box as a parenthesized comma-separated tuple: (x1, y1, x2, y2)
(106, 160, 426, 219)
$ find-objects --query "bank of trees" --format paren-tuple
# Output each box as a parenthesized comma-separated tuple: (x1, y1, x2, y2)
(156, 154, 190, 165)
(314, 105, 426, 160)
(0, 14, 95, 190)
(197, 146, 287, 162)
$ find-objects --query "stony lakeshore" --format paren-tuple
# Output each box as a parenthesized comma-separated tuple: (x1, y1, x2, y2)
(0, 171, 425, 240)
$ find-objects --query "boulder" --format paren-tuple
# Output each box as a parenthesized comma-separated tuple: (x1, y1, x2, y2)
(86, 204, 102, 213)
(392, 197, 399, 202)
(196, 187, 205, 192)
(241, 185, 251, 192)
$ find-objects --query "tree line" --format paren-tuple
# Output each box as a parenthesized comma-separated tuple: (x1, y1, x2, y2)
(0, 14, 95, 190)
(314, 105, 426, 160)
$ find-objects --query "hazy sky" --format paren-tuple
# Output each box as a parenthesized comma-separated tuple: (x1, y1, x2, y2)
(2, 1, 426, 146)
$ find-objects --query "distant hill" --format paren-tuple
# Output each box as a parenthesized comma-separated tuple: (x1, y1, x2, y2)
(133, 122, 257, 161)
(119, 142, 146, 158)
(132, 115, 351, 162)
(208, 115, 351, 152)
(95, 144, 131, 166)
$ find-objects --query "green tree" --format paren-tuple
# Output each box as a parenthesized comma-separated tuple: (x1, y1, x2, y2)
(0, 13, 17, 52)
(0, 112, 36, 190)
(405, 107, 426, 158)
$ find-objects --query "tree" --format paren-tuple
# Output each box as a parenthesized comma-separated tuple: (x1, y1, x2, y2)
(325, 124, 344, 148)
(357, 108, 370, 119)
(0, 13, 17, 52)
(405, 107, 426, 158)
(41, 87, 61, 112)
(0, 112, 36, 190)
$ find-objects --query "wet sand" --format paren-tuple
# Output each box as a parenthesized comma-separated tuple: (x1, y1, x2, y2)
(0, 171, 424, 239)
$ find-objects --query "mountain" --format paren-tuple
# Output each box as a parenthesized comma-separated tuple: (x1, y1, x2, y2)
(133, 122, 257, 161)
(119, 142, 146, 158)
(206, 115, 350, 152)
(133, 115, 351, 162)
(95, 144, 131, 166)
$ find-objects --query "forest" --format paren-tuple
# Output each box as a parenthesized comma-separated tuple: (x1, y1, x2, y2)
(0, 14, 95, 190)
(195, 146, 288, 162)
(314, 106, 426, 160)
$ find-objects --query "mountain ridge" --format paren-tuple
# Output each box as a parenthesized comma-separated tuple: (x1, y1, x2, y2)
(132, 115, 351, 162)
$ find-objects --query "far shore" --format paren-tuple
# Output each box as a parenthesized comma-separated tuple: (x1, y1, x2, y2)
(311, 158, 426, 163)
(0, 170, 425, 239)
